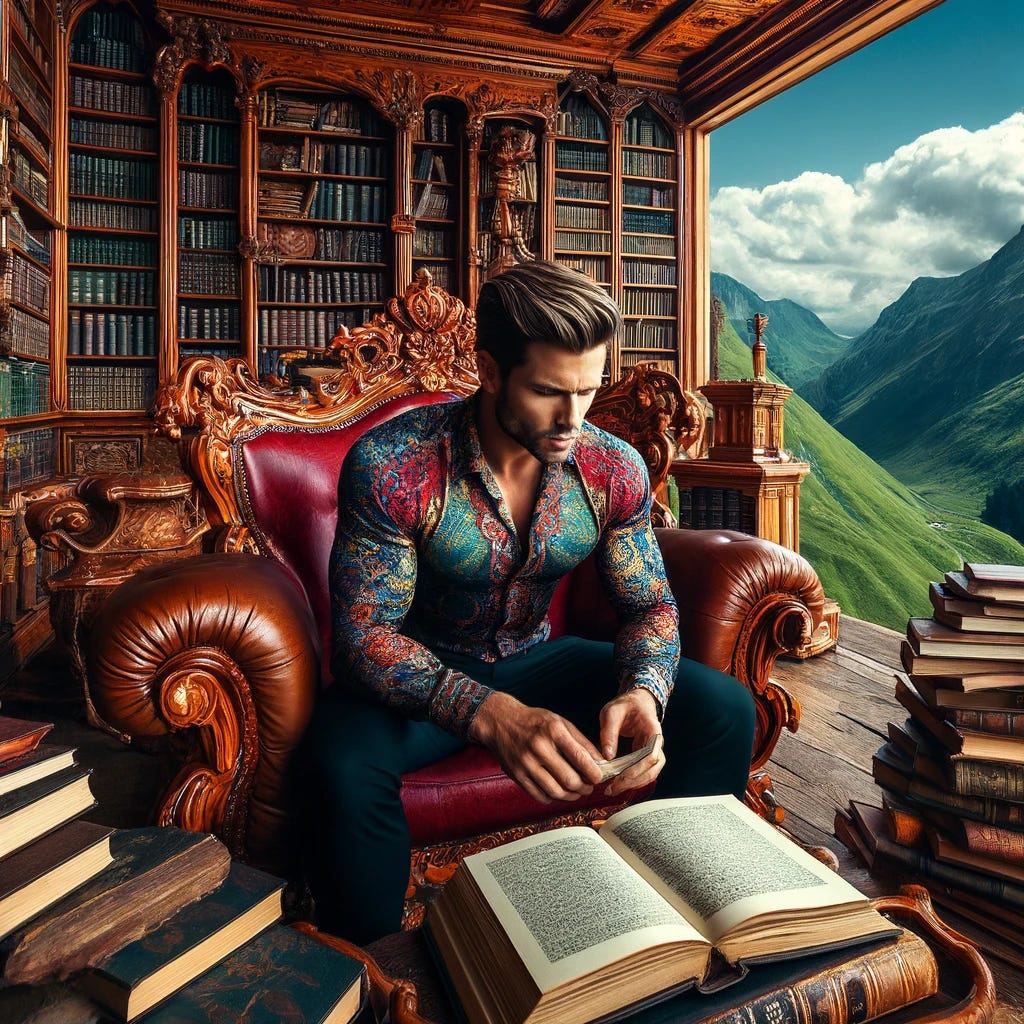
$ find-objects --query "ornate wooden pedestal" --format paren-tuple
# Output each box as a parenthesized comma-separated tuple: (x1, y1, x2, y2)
(24, 473, 208, 735)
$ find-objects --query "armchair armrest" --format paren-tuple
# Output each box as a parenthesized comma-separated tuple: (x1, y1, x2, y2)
(87, 553, 321, 875)
(655, 527, 824, 772)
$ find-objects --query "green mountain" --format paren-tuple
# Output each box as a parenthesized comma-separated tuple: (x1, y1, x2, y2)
(715, 318, 1024, 631)
(801, 226, 1024, 515)
(710, 272, 852, 389)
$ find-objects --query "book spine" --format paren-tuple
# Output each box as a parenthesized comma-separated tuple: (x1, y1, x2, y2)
(962, 819, 1024, 864)
(701, 931, 938, 1024)
(950, 708, 1024, 736)
(952, 758, 1024, 803)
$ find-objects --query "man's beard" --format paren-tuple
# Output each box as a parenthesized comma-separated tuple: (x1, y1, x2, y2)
(494, 389, 576, 464)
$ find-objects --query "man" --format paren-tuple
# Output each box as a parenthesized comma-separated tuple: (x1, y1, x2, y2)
(307, 260, 755, 943)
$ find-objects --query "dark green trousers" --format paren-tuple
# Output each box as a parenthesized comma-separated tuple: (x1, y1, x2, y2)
(304, 636, 755, 944)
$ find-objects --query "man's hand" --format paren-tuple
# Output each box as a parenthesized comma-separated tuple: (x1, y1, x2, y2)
(468, 691, 605, 804)
(599, 689, 665, 797)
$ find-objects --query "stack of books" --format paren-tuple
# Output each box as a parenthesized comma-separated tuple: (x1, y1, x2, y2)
(835, 562, 1024, 967)
(0, 712, 367, 1022)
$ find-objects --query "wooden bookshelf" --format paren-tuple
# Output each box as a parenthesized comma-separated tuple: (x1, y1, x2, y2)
(412, 99, 461, 296)
(66, 2, 159, 415)
(175, 68, 242, 367)
(254, 86, 392, 376)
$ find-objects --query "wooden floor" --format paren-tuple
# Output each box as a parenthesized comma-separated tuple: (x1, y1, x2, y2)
(3, 621, 1023, 1019)
(769, 615, 1023, 1021)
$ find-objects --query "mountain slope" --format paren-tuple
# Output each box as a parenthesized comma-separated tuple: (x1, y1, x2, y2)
(710, 272, 851, 389)
(715, 319, 1024, 631)
(801, 226, 1024, 514)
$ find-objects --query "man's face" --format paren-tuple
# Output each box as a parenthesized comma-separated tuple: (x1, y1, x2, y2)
(493, 341, 607, 464)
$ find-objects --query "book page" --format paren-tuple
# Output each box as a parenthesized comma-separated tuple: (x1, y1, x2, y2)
(464, 826, 707, 992)
(600, 796, 868, 945)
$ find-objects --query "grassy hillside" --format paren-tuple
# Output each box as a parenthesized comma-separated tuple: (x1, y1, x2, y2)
(716, 321, 1024, 631)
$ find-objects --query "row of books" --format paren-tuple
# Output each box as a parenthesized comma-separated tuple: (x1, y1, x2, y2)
(258, 90, 384, 136)
(8, 0, 50, 77)
(68, 269, 156, 306)
(69, 75, 153, 118)
(178, 81, 236, 121)
(177, 303, 241, 341)
(71, 117, 156, 152)
(675, 486, 757, 534)
(554, 178, 609, 201)
(178, 216, 238, 251)
(413, 146, 450, 182)
(69, 5, 147, 71)
(70, 154, 157, 199)
(624, 182, 675, 207)
(305, 181, 389, 223)
(838, 561, 1024, 969)
(621, 289, 675, 317)
(10, 254, 50, 316)
(69, 235, 157, 265)
(623, 208, 674, 234)
(9, 149, 48, 208)
(8, 209, 50, 265)
(623, 148, 673, 177)
(0, 427, 54, 493)
(623, 319, 677, 348)
(623, 113, 671, 148)
(415, 105, 453, 143)
(177, 168, 238, 210)
(556, 255, 609, 283)
(0, 359, 49, 418)
(178, 253, 239, 296)
(554, 229, 609, 252)
(258, 307, 368, 348)
(9, 50, 51, 127)
(260, 137, 387, 177)
(555, 142, 609, 173)
(0, 714, 367, 1022)
(258, 267, 385, 304)
(553, 204, 609, 230)
(413, 227, 455, 258)
(67, 365, 157, 411)
(71, 198, 157, 232)
(619, 354, 676, 373)
(413, 183, 450, 220)
(179, 122, 239, 166)
(555, 97, 608, 141)
(623, 234, 676, 256)
(67, 311, 157, 357)
(7, 307, 50, 360)
(624, 260, 677, 285)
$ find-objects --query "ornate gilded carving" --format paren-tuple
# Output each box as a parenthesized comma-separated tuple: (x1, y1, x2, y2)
(391, 213, 417, 235)
(153, 11, 235, 93)
(356, 67, 422, 131)
(239, 54, 267, 90)
(464, 82, 557, 136)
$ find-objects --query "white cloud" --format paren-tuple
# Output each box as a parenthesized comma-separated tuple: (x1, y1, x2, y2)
(711, 113, 1024, 335)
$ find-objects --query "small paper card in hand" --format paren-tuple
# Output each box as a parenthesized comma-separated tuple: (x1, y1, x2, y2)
(595, 736, 657, 782)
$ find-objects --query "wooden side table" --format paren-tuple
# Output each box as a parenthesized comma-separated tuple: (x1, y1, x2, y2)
(24, 473, 208, 737)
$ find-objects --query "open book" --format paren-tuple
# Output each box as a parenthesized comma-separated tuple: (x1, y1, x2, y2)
(426, 795, 898, 1024)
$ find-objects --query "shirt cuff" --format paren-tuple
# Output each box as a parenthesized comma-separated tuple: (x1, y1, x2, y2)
(622, 670, 671, 721)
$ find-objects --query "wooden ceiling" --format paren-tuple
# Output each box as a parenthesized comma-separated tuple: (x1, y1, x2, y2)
(160, 0, 945, 124)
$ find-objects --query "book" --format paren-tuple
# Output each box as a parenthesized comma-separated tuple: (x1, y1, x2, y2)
(847, 800, 1024, 908)
(426, 795, 898, 1024)
(78, 863, 285, 1021)
(946, 567, 1024, 603)
(965, 562, 1024, 585)
(933, 605, 1024, 633)
(928, 580, 1024, 619)
(899, 639, 1024, 680)
(894, 673, 1024, 762)
(0, 820, 114, 940)
(948, 705, 1024, 736)
(910, 674, 1024, 711)
(0, 827, 231, 985)
(611, 927, 938, 1024)
(0, 764, 96, 860)
(0, 743, 76, 796)
(0, 715, 52, 764)
(907, 616, 1024, 660)
(139, 923, 365, 1023)
(927, 826, 1024, 884)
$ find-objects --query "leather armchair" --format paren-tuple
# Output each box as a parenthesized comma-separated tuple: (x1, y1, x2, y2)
(86, 275, 825, 928)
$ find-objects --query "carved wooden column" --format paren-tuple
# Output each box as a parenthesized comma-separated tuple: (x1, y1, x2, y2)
(236, 82, 260, 371)
(24, 474, 209, 735)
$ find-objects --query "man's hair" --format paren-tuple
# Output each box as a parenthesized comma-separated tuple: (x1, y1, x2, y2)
(475, 260, 622, 377)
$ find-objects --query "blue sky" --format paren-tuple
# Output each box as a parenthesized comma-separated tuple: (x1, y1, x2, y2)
(710, 0, 1024, 335)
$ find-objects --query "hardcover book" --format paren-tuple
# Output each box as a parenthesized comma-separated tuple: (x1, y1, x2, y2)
(0, 763, 96, 860)
(947, 567, 1024, 603)
(899, 639, 1024, 680)
(140, 923, 365, 1023)
(910, 674, 1024, 711)
(0, 820, 114, 940)
(0, 743, 76, 797)
(907, 617, 1024, 660)
(0, 827, 231, 986)
(929, 580, 1024, 620)
(426, 795, 898, 1024)
(79, 862, 285, 1021)
(0, 716, 53, 764)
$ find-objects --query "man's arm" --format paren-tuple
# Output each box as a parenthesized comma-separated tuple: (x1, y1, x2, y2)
(329, 437, 491, 738)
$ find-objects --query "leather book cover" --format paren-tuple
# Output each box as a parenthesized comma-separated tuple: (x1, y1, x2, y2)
(0, 716, 53, 766)
(80, 862, 285, 1021)
(0, 763, 96, 860)
(0, 743, 77, 797)
(140, 923, 365, 1023)
(0, 827, 231, 986)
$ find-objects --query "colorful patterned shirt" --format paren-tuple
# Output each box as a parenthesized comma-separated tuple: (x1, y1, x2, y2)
(329, 393, 679, 738)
